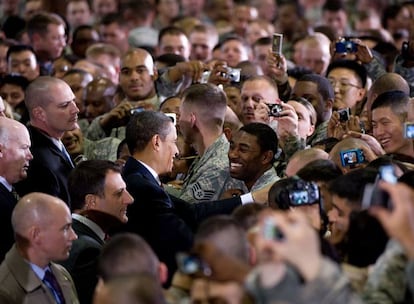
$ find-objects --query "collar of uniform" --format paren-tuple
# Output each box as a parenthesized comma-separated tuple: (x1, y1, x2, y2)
(72, 213, 105, 241)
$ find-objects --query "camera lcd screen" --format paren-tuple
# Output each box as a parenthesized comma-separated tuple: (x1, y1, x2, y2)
(404, 122, 414, 139)
(342, 151, 357, 164)
(290, 190, 309, 205)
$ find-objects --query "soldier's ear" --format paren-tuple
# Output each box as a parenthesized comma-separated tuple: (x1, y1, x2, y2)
(85, 194, 96, 209)
(262, 150, 273, 164)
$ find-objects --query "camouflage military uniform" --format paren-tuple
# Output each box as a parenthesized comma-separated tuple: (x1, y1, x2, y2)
(250, 166, 280, 192)
(179, 134, 244, 203)
(394, 56, 414, 97)
(83, 137, 121, 162)
(361, 240, 411, 303)
(307, 120, 329, 147)
(85, 95, 161, 141)
(277, 120, 327, 163)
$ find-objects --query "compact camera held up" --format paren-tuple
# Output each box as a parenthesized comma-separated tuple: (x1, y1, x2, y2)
(335, 37, 357, 54)
(267, 103, 283, 117)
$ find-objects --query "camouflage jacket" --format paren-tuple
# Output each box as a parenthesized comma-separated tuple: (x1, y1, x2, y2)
(179, 134, 243, 203)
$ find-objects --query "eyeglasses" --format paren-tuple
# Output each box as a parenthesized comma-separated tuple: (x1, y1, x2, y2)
(328, 78, 361, 91)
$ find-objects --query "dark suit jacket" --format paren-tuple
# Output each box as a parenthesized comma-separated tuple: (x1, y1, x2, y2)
(0, 245, 79, 303)
(15, 125, 73, 206)
(122, 157, 242, 286)
(0, 183, 17, 263)
(60, 218, 104, 304)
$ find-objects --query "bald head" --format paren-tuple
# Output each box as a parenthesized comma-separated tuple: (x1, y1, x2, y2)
(329, 137, 376, 173)
(285, 148, 329, 177)
(0, 117, 28, 143)
(25, 76, 69, 112)
(12, 192, 69, 238)
(368, 73, 409, 106)
(122, 48, 155, 75)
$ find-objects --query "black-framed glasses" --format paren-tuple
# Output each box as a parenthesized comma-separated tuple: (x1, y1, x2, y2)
(328, 78, 361, 90)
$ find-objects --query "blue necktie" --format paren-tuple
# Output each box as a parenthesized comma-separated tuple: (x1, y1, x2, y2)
(59, 141, 74, 168)
(43, 269, 65, 304)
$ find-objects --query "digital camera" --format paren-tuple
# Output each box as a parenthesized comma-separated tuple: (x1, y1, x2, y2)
(340, 148, 365, 167)
(286, 179, 320, 206)
(130, 107, 145, 115)
(221, 67, 241, 82)
(335, 38, 357, 54)
(267, 103, 283, 117)
(176, 252, 212, 276)
(362, 165, 397, 210)
(404, 122, 414, 139)
(338, 108, 350, 122)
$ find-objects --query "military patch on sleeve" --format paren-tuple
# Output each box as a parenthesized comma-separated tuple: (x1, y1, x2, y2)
(191, 182, 215, 201)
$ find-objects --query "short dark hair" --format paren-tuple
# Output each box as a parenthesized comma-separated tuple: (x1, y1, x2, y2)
(195, 215, 249, 263)
(297, 159, 343, 182)
(326, 59, 368, 88)
(239, 122, 278, 156)
(371, 90, 409, 121)
(297, 74, 335, 101)
(0, 74, 30, 90)
(6, 44, 37, 61)
(68, 160, 121, 211)
(158, 26, 187, 45)
(126, 111, 173, 154)
(98, 233, 159, 282)
(100, 12, 128, 27)
(328, 168, 378, 206)
(322, 0, 346, 12)
(72, 24, 95, 41)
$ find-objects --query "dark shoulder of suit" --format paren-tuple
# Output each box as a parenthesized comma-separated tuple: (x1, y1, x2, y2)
(14, 125, 73, 206)
(60, 219, 103, 304)
(0, 184, 16, 263)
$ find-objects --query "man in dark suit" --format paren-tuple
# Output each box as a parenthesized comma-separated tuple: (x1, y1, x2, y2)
(62, 160, 134, 304)
(0, 117, 33, 262)
(15, 76, 79, 206)
(123, 111, 268, 285)
(0, 192, 79, 303)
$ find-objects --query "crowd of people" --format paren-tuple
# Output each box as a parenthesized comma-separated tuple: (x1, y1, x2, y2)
(1, 0, 414, 303)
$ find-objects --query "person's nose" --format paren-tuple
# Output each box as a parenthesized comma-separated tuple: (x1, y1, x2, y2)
(124, 190, 134, 205)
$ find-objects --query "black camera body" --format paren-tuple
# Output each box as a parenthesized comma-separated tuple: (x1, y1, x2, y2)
(338, 108, 350, 122)
(340, 148, 365, 167)
(335, 38, 357, 54)
(286, 179, 320, 206)
(268, 103, 283, 117)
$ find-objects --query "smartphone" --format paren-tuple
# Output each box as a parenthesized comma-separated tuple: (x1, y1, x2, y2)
(272, 33, 283, 55)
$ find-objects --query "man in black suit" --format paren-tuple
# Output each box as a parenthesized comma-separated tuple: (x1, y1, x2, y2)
(0, 117, 33, 262)
(61, 159, 134, 304)
(15, 76, 79, 206)
(123, 111, 268, 286)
